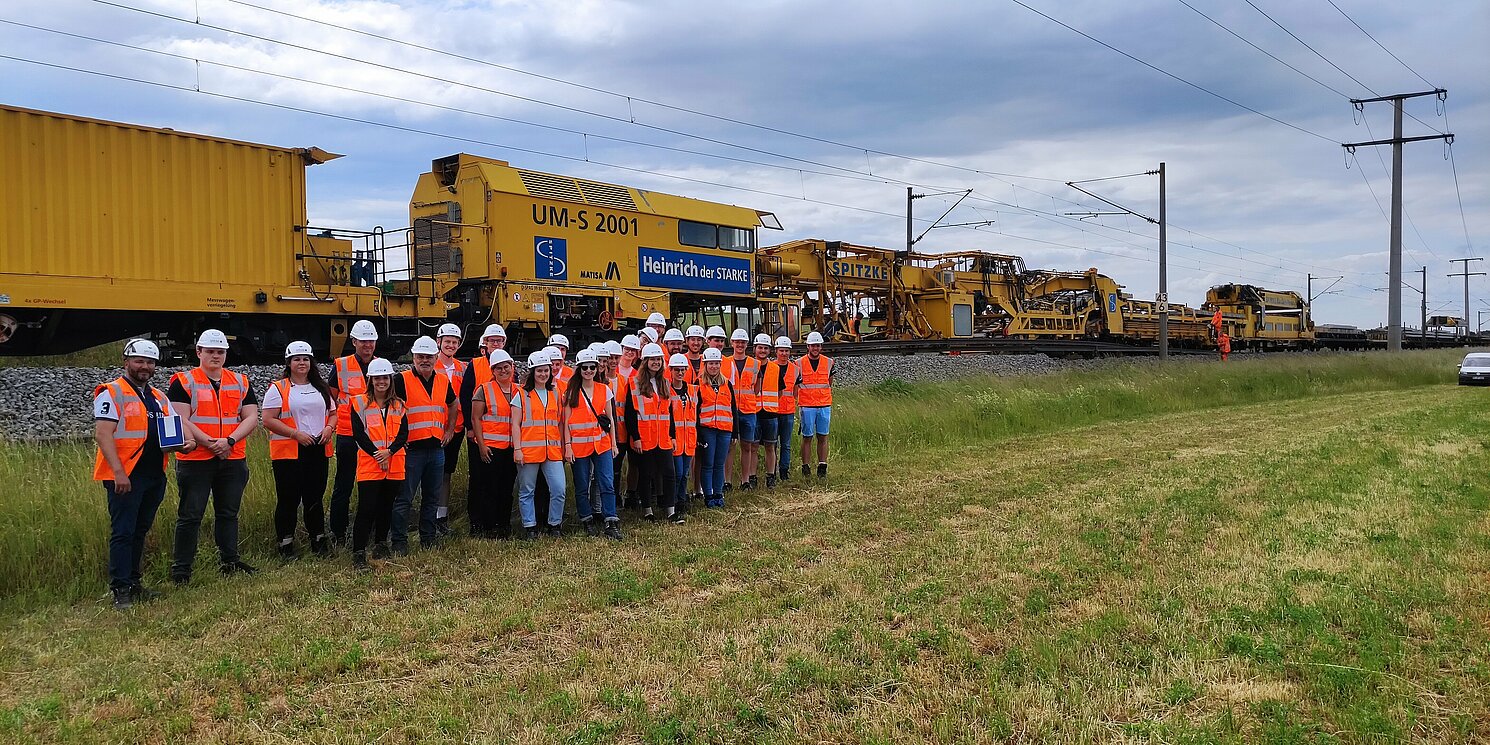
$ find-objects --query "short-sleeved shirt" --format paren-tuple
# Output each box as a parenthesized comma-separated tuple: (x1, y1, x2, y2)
(168, 374, 260, 407)
(262, 382, 336, 437)
(94, 380, 165, 479)
(471, 383, 522, 409)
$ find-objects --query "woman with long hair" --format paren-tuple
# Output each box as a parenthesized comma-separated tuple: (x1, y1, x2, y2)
(563, 349, 623, 539)
(668, 354, 698, 517)
(514, 349, 566, 539)
(349, 358, 407, 569)
(696, 348, 736, 508)
(625, 344, 680, 523)
(469, 349, 518, 539)
(262, 341, 337, 559)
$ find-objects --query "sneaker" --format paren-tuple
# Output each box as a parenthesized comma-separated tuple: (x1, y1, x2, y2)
(817, 462, 828, 478)
(220, 560, 258, 576)
(546, 524, 563, 538)
(723, 482, 733, 493)
(779, 467, 791, 482)
(130, 585, 161, 603)
(603, 521, 623, 541)
(435, 516, 452, 537)
(740, 481, 753, 492)
(352, 551, 370, 570)
(749, 475, 759, 490)
(766, 474, 778, 489)
(311, 535, 332, 557)
(277, 540, 296, 561)
(391, 543, 410, 558)
(801, 463, 810, 477)
(668, 510, 686, 525)
(371, 543, 390, 560)
(169, 573, 191, 587)
(521, 527, 540, 541)
(112, 587, 133, 610)
(583, 519, 602, 538)
(643, 508, 656, 521)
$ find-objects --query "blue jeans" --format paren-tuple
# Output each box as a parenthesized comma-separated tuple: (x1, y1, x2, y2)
(698, 426, 732, 496)
(518, 459, 566, 528)
(800, 406, 832, 437)
(104, 470, 168, 591)
(777, 412, 795, 474)
(735, 412, 759, 443)
(673, 454, 694, 507)
(393, 445, 444, 548)
(572, 450, 617, 522)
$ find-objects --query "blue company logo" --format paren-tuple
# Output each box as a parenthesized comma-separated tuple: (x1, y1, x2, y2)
(1108, 292, 1117, 313)
(637, 247, 752, 295)
(535, 237, 568, 280)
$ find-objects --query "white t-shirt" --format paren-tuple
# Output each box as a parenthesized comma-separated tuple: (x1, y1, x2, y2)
(262, 382, 336, 437)
(437, 359, 461, 383)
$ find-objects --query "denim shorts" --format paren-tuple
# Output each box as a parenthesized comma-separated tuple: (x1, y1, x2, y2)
(757, 412, 779, 442)
(799, 406, 832, 437)
(735, 412, 759, 443)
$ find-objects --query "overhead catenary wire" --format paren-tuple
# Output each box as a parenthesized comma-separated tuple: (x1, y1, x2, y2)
(1323, 0, 1436, 89)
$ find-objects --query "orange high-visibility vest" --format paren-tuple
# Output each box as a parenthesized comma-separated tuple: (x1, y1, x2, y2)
(671, 384, 697, 456)
(478, 381, 516, 450)
(518, 388, 563, 462)
(607, 373, 630, 444)
(698, 379, 734, 431)
(174, 367, 251, 461)
(438, 357, 467, 430)
(761, 360, 799, 414)
(353, 395, 407, 481)
(683, 356, 702, 386)
(554, 364, 574, 388)
(565, 383, 614, 458)
(729, 357, 762, 414)
(92, 377, 171, 481)
(630, 382, 674, 451)
(400, 369, 450, 443)
(266, 379, 335, 460)
(333, 355, 372, 436)
(797, 355, 834, 408)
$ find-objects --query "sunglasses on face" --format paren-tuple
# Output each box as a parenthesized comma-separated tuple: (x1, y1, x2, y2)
(580, 365, 597, 372)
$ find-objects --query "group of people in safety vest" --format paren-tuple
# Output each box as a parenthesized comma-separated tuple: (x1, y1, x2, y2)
(91, 313, 836, 609)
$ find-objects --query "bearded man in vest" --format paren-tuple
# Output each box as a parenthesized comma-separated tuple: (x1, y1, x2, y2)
(391, 336, 458, 553)
(93, 339, 175, 609)
(169, 329, 259, 583)
(328, 319, 382, 545)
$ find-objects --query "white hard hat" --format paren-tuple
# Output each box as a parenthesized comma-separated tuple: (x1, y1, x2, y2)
(576, 349, 599, 365)
(196, 329, 230, 350)
(591, 343, 611, 358)
(621, 334, 642, 351)
(702, 348, 723, 362)
(437, 323, 462, 340)
(543, 345, 563, 364)
(350, 320, 379, 341)
(367, 358, 395, 377)
(685, 325, 706, 339)
(482, 323, 506, 339)
(526, 350, 551, 368)
(806, 332, 825, 345)
(646, 312, 667, 326)
(663, 328, 685, 343)
(548, 333, 570, 348)
(668, 353, 689, 368)
(605, 340, 624, 357)
(775, 336, 793, 349)
(641, 328, 659, 343)
(753, 333, 772, 346)
(641, 343, 665, 360)
(706, 325, 727, 339)
(122, 338, 160, 361)
(284, 340, 314, 358)
(731, 329, 749, 342)
(488, 349, 514, 366)
(410, 336, 439, 355)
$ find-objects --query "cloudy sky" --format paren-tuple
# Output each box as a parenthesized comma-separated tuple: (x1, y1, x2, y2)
(3, 0, 1484, 328)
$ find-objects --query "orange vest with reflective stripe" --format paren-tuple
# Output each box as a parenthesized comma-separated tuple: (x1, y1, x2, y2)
(174, 367, 251, 461)
(478, 381, 515, 450)
(266, 379, 335, 460)
(438, 358, 467, 429)
(607, 373, 630, 444)
(400, 370, 450, 443)
(729, 357, 762, 414)
(671, 384, 697, 456)
(630, 381, 673, 451)
(698, 379, 734, 431)
(554, 364, 574, 388)
(353, 395, 406, 481)
(565, 383, 614, 458)
(683, 356, 702, 386)
(798, 356, 834, 407)
(333, 355, 373, 436)
(761, 360, 799, 414)
(518, 389, 563, 462)
(92, 378, 171, 481)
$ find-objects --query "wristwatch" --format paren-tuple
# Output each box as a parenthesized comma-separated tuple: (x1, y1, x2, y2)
(226, 436, 237, 446)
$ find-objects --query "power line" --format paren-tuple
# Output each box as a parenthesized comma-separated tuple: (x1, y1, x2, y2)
(1241, 0, 1378, 97)
(1323, 0, 1436, 88)
(1442, 103, 1475, 251)
(1173, 0, 1350, 99)
(1357, 110, 1441, 261)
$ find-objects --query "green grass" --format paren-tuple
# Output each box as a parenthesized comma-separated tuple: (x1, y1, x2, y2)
(0, 342, 125, 368)
(0, 349, 1487, 742)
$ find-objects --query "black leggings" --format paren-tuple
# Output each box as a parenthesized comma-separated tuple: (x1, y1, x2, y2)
(469, 445, 517, 537)
(636, 447, 676, 510)
(353, 479, 401, 553)
(271, 446, 329, 542)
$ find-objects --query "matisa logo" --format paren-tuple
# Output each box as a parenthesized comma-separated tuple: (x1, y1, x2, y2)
(535, 237, 568, 280)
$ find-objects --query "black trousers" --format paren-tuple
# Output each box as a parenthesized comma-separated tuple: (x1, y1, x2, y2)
(353, 479, 401, 553)
(469, 445, 517, 537)
(330, 434, 360, 540)
(271, 445, 329, 543)
(637, 447, 676, 510)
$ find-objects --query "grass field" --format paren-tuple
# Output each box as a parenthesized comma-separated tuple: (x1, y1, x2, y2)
(1, 350, 1487, 742)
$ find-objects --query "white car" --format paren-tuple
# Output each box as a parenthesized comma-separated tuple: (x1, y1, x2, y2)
(1458, 353, 1490, 386)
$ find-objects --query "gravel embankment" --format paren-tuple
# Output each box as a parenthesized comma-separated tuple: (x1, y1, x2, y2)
(0, 354, 1137, 442)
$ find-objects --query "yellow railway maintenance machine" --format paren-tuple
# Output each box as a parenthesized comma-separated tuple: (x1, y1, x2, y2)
(409, 154, 783, 350)
(1204, 284, 1314, 349)
(0, 104, 453, 361)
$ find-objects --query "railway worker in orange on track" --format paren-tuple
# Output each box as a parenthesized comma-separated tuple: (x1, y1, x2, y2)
(169, 328, 259, 584)
(468, 349, 519, 540)
(391, 336, 458, 554)
(349, 358, 407, 570)
(92, 339, 176, 610)
(328, 318, 383, 547)
(434, 323, 467, 537)
(261, 340, 336, 561)
(565, 348, 624, 540)
(1219, 333, 1232, 362)
(798, 331, 835, 480)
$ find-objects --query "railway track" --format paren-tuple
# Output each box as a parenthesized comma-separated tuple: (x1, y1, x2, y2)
(822, 335, 1476, 358)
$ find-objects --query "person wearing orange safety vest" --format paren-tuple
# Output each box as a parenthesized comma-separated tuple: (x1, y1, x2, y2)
(722, 329, 753, 494)
(93, 338, 175, 609)
(391, 336, 458, 553)
(468, 349, 518, 539)
(734, 333, 771, 491)
(459, 323, 507, 532)
(549, 333, 575, 388)
(514, 349, 567, 539)
(696, 348, 736, 508)
(563, 349, 623, 539)
(798, 331, 835, 480)
(434, 323, 467, 536)
(615, 335, 642, 509)
(348, 358, 407, 570)
(1219, 333, 1232, 362)
(667, 353, 700, 517)
(761, 335, 800, 488)
(625, 343, 682, 523)
(328, 318, 382, 546)
(168, 328, 259, 584)
(261, 340, 336, 560)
